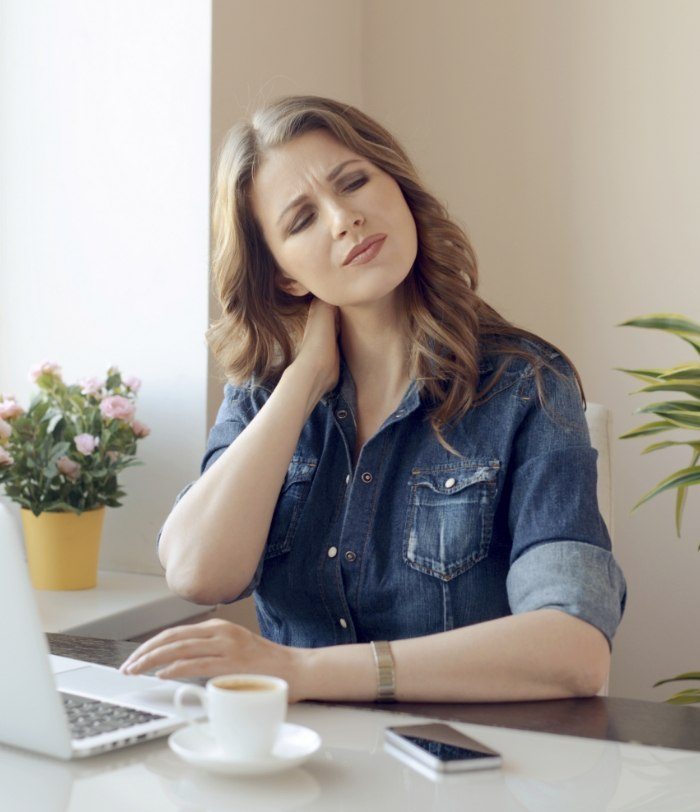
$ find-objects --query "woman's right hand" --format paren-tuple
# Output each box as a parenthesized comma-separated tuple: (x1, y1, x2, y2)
(293, 298, 340, 398)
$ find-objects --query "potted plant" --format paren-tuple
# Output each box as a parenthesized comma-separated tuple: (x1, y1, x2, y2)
(0, 361, 150, 590)
(618, 313, 700, 704)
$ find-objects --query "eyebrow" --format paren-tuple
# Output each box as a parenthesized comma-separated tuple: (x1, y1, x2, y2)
(276, 159, 365, 226)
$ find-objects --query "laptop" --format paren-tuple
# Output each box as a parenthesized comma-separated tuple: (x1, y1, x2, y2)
(0, 505, 202, 759)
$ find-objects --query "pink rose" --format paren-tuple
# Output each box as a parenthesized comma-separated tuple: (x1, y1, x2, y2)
(29, 360, 63, 383)
(0, 399, 24, 420)
(79, 377, 104, 397)
(124, 375, 141, 393)
(0, 447, 13, 466)
(131, 419, 150, 438)
(57, 456, 81, 481)
(74, 434, 100, 455)
(100, 395, 135, 422)
(0, 418, 11, 440)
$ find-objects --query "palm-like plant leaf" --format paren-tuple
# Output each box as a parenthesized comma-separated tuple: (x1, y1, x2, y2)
(635, 381, 700, 399)
(642, 440, 700, 454)
(636, 400, 700, 414)
(614, 366, 666, 384)
(618, 420, 678, 439)
(664, 690, 700, 705)
(653, 671, 700, 687)
(658, 363, 700, 380)
(676, 449, 700, 536)
(618, 314, 700, 354)
(634, 406, 700, 430)
(633, 465, 700, 511)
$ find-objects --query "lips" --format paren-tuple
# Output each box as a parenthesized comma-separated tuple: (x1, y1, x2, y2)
(343, 234, 387, 266)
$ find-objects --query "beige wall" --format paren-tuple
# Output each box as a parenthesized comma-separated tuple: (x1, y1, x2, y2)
(209, 1, 700, 699)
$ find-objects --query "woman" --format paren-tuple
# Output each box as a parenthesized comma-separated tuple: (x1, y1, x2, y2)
(121, 95, 626, 703)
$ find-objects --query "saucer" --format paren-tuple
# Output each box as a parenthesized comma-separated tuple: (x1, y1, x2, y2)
(168, 722, 322, 776)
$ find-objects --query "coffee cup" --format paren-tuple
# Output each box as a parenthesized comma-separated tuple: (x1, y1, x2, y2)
(174, 674, 288, 759)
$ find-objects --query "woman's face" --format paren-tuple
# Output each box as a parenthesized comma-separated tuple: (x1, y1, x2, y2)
(250, 129, 418, 308)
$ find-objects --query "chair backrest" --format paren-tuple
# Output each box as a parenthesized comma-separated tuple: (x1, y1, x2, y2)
(584, 403, 613, 539)
(583, 402, 613, 697)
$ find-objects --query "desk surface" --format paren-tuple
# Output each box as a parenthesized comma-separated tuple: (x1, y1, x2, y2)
(2, 634, 696, 812)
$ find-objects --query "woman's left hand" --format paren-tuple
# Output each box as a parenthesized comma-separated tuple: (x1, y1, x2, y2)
(119, 619, 308, 703)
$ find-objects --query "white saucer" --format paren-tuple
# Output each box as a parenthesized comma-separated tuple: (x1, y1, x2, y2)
(168, 722, 322, 776)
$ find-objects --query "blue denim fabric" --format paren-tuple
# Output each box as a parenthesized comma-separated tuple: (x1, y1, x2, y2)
(164, 340, 627, 650)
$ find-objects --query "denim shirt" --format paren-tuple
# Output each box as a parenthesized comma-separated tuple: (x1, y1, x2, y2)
(166, 341, 627, 650)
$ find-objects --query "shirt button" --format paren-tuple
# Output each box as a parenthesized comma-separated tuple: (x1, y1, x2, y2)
(361, 472, 373, 483)
(345, 474, 350, 485)
(345, 551, 357, 562)
(327, 546, 338, 558)
(444, 477, 456, 488)
(336, 409, 348, 419)
(339, 618, 348, 629)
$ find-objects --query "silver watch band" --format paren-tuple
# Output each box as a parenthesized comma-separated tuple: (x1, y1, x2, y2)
(370, 640, 396, 702)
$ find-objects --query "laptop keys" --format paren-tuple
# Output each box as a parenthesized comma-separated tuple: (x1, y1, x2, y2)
(61, 692, 165, 739)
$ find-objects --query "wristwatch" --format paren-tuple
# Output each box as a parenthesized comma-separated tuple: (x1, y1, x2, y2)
(370, 640, 396, 702)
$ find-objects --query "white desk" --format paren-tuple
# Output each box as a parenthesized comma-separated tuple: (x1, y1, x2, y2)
(2, 702, 699, 811)
(34, 571, 208, 639)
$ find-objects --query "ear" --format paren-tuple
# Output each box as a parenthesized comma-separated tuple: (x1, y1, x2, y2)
(276, 271, 310, 298)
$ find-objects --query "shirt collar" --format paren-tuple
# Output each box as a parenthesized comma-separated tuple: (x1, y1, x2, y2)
(320, 350, 494, 409)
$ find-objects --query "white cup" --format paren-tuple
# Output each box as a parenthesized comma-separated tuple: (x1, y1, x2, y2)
(174, 674, 288, 760)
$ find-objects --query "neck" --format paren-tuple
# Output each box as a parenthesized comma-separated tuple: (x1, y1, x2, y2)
(338, 296, 411, 403)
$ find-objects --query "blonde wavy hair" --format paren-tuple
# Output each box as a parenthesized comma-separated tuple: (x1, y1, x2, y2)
(207, 95, 584, 454)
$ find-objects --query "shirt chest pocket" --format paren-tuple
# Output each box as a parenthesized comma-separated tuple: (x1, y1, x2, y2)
(403, 460, 500, 581)
(266, 458, 317, 559)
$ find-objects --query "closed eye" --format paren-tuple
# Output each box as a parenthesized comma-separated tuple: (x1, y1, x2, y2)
(289, 175, 368, 234)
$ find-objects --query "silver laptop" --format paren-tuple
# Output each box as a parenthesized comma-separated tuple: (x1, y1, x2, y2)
(0, 506, 202, 759)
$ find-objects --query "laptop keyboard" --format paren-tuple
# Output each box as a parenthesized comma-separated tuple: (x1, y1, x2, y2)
(61, 692, 165, 740)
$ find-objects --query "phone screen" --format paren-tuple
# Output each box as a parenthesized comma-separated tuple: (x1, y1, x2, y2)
(385, 723, 502, 773)
(397, 734, 496, 762)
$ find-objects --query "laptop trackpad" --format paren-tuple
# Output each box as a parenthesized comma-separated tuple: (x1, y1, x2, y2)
(54, 664, 203, 719)
(55, 663, 164, 697)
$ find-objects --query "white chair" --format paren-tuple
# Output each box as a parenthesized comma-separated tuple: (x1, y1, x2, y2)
(584, 402, 613, 697)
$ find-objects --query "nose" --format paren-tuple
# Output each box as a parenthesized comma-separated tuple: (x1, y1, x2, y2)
(330, 202, 365, 239)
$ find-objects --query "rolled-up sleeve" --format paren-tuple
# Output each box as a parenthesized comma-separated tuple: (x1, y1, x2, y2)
(505, 356, 627, 647)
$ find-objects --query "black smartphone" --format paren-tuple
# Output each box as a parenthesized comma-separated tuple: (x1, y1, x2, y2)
(384, 723, 502, 773)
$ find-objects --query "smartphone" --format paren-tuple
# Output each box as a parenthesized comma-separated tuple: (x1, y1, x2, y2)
(384, 723, 502, 774)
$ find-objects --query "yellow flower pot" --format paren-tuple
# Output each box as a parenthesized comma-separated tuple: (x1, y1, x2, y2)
(20, 507, 105, 590)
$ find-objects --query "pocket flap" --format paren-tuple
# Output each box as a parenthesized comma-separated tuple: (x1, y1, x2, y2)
(281, 458, 317, 493)
(410, 461, 499, 495)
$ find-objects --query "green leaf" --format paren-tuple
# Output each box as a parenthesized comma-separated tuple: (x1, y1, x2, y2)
(619, 420, 678, 439)
(619, 313, 700, 354)
(665, 690, 700, 705)
(658, 363, 700, 380)
(642, 440, 700, 454)
(633, 465, 700, 510)
(635, 406, 700, 430)
(637, 400, 700, 414)
(654, 672, 700, 688)
(675, 449, 700, 536)
(614, 366, 666, 383)
(618, 313, 700, 336)
(636, 381, 700, 399)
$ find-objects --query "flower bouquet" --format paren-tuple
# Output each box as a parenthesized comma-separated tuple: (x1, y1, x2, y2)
(0, 361, 150, 589)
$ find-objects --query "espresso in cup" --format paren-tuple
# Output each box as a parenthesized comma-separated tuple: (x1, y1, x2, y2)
(214, 678, 276, 692)
(174, 674, 288, 759)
